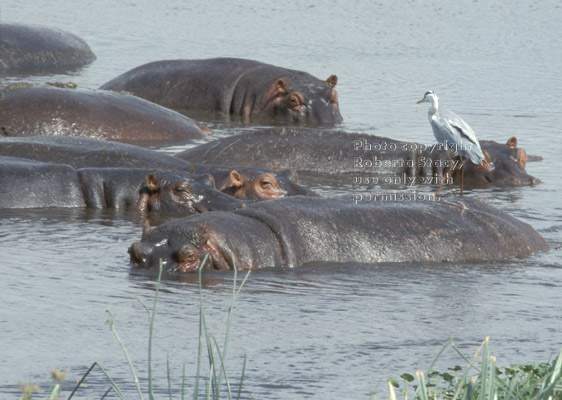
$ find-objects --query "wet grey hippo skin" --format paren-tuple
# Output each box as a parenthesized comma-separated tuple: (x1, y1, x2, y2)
(0, 85, 211, 145)
(0, 136, 315, 199)
(100, 57, 343, 125)
(174, 127, 539, 188)
(0, 156, 243, 212)
(0, 23, 95, 72)
(0, 156, 85, 208)
(129, 196, 549, 274)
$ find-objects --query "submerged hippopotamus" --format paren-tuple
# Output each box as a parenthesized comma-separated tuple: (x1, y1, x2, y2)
(175, 127, 539, 189)
(0, 156, 85, 208)
(183, 165, 314, 200)
(0, 23, 96, 72)
(137, 172, 244, 213)
(0, 136, 315, 201)
(128, 196, 549, 273)
(0, 156, 243, 212)
(139, 167, 316, 212)
(100, 58, 343, 125)
(0, 85, 211, 145)
(142, 168, 300, 208)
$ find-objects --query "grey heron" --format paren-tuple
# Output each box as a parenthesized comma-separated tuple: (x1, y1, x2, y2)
(416, 90, 486, 195)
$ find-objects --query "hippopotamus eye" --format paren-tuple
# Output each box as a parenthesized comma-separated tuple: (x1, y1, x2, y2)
(289, 96, 299, 108)
(260, 179, 274, 189)
(174, 181, 194, 194)
(175, 245, 201, 272)
(288, 93, 304, 111)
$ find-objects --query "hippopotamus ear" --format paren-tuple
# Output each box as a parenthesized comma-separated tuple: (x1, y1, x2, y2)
(482, 150, 492, 169)
(275, 78, 289, 94)
(229, 170, 243, 187)
(326, 75, 338, 88)
(145, 173, 161, 192)
(506, 137, 518, 148)
(277, 169, 300, 184)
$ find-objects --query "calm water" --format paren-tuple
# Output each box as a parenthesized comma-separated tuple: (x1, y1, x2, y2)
(1, 1, 561, 399)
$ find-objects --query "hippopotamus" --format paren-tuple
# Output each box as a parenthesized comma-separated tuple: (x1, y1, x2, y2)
(128, 195, 549, 273)
(0, 136, 316, 201)
(0, 23, 96, 72)
(0, 156, 243, 212)
(137, 171, 245, 213)
(100, 58, 343, 125)
(80, 168, 245, 213)
(0, 156, 85, 208)
(183, 165, 314, 200)
(0, 85, 211, 145)
(142, 168, 297, 208)
(467, 137, 532, 187)
(174, 127, 539, 189)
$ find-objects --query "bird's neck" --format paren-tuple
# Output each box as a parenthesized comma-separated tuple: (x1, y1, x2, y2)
(427, 97, 438, 117)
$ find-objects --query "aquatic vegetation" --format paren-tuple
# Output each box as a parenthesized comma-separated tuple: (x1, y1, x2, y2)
(18, 369, 66, 400)
(59, 258, 248, 400)
(383, 337, 562, 400)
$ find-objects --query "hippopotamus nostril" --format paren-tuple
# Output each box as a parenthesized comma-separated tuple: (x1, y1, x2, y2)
(128, 242, 149, 268)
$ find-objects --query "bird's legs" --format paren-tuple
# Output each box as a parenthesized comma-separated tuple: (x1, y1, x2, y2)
(435, 167, 450, 197)
(459, 157, 468, 195)
(435, 156, 466, 197)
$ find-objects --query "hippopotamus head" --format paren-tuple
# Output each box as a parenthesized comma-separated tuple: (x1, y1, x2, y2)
(220, 170, 285, 201)
(129, 218, 226, 272)
(128, 212, 273, 273)
(137, 173, 246, 214)
(209, 168, 317, 200)
(260, 74, 343, 125)
(459, 137, 539, 187)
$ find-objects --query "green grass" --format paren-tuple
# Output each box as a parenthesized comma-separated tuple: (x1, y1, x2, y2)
(383, 337, 562, 400)
(64, 258, 250, 400)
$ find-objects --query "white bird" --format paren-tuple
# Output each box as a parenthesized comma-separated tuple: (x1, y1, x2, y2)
(417, 90, 486, 195)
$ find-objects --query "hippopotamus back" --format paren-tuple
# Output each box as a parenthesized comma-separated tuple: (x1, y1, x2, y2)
(129, 195, 549, 273)
(100, 58, 343, 125)
(0, 23, 96, 72)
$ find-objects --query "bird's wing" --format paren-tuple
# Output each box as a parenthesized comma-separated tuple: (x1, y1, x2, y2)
(440, 109, 479, 145)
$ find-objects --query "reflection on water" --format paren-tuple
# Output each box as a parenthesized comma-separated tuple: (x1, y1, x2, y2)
(1, 0, 562, 399)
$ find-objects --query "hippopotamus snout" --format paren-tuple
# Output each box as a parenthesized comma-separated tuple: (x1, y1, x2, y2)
(128, 241, 160, 269)
(505, 175, 541, 186)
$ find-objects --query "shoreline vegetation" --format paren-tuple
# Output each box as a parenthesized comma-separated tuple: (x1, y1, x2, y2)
(383, 337, 562, 400)
(18, 263, 562, 400)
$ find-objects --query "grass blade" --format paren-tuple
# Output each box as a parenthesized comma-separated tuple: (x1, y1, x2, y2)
(167, 353, 173, 400)
(106, 310, 144, 400)
(415, 370, 430, 400)
(147, 261, 163, 400)
(236, 355, 247, 400)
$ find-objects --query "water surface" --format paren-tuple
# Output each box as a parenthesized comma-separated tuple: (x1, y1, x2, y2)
(1, 1, 561, 399)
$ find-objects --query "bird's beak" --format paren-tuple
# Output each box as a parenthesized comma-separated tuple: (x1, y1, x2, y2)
(416, 98, 424, 104)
